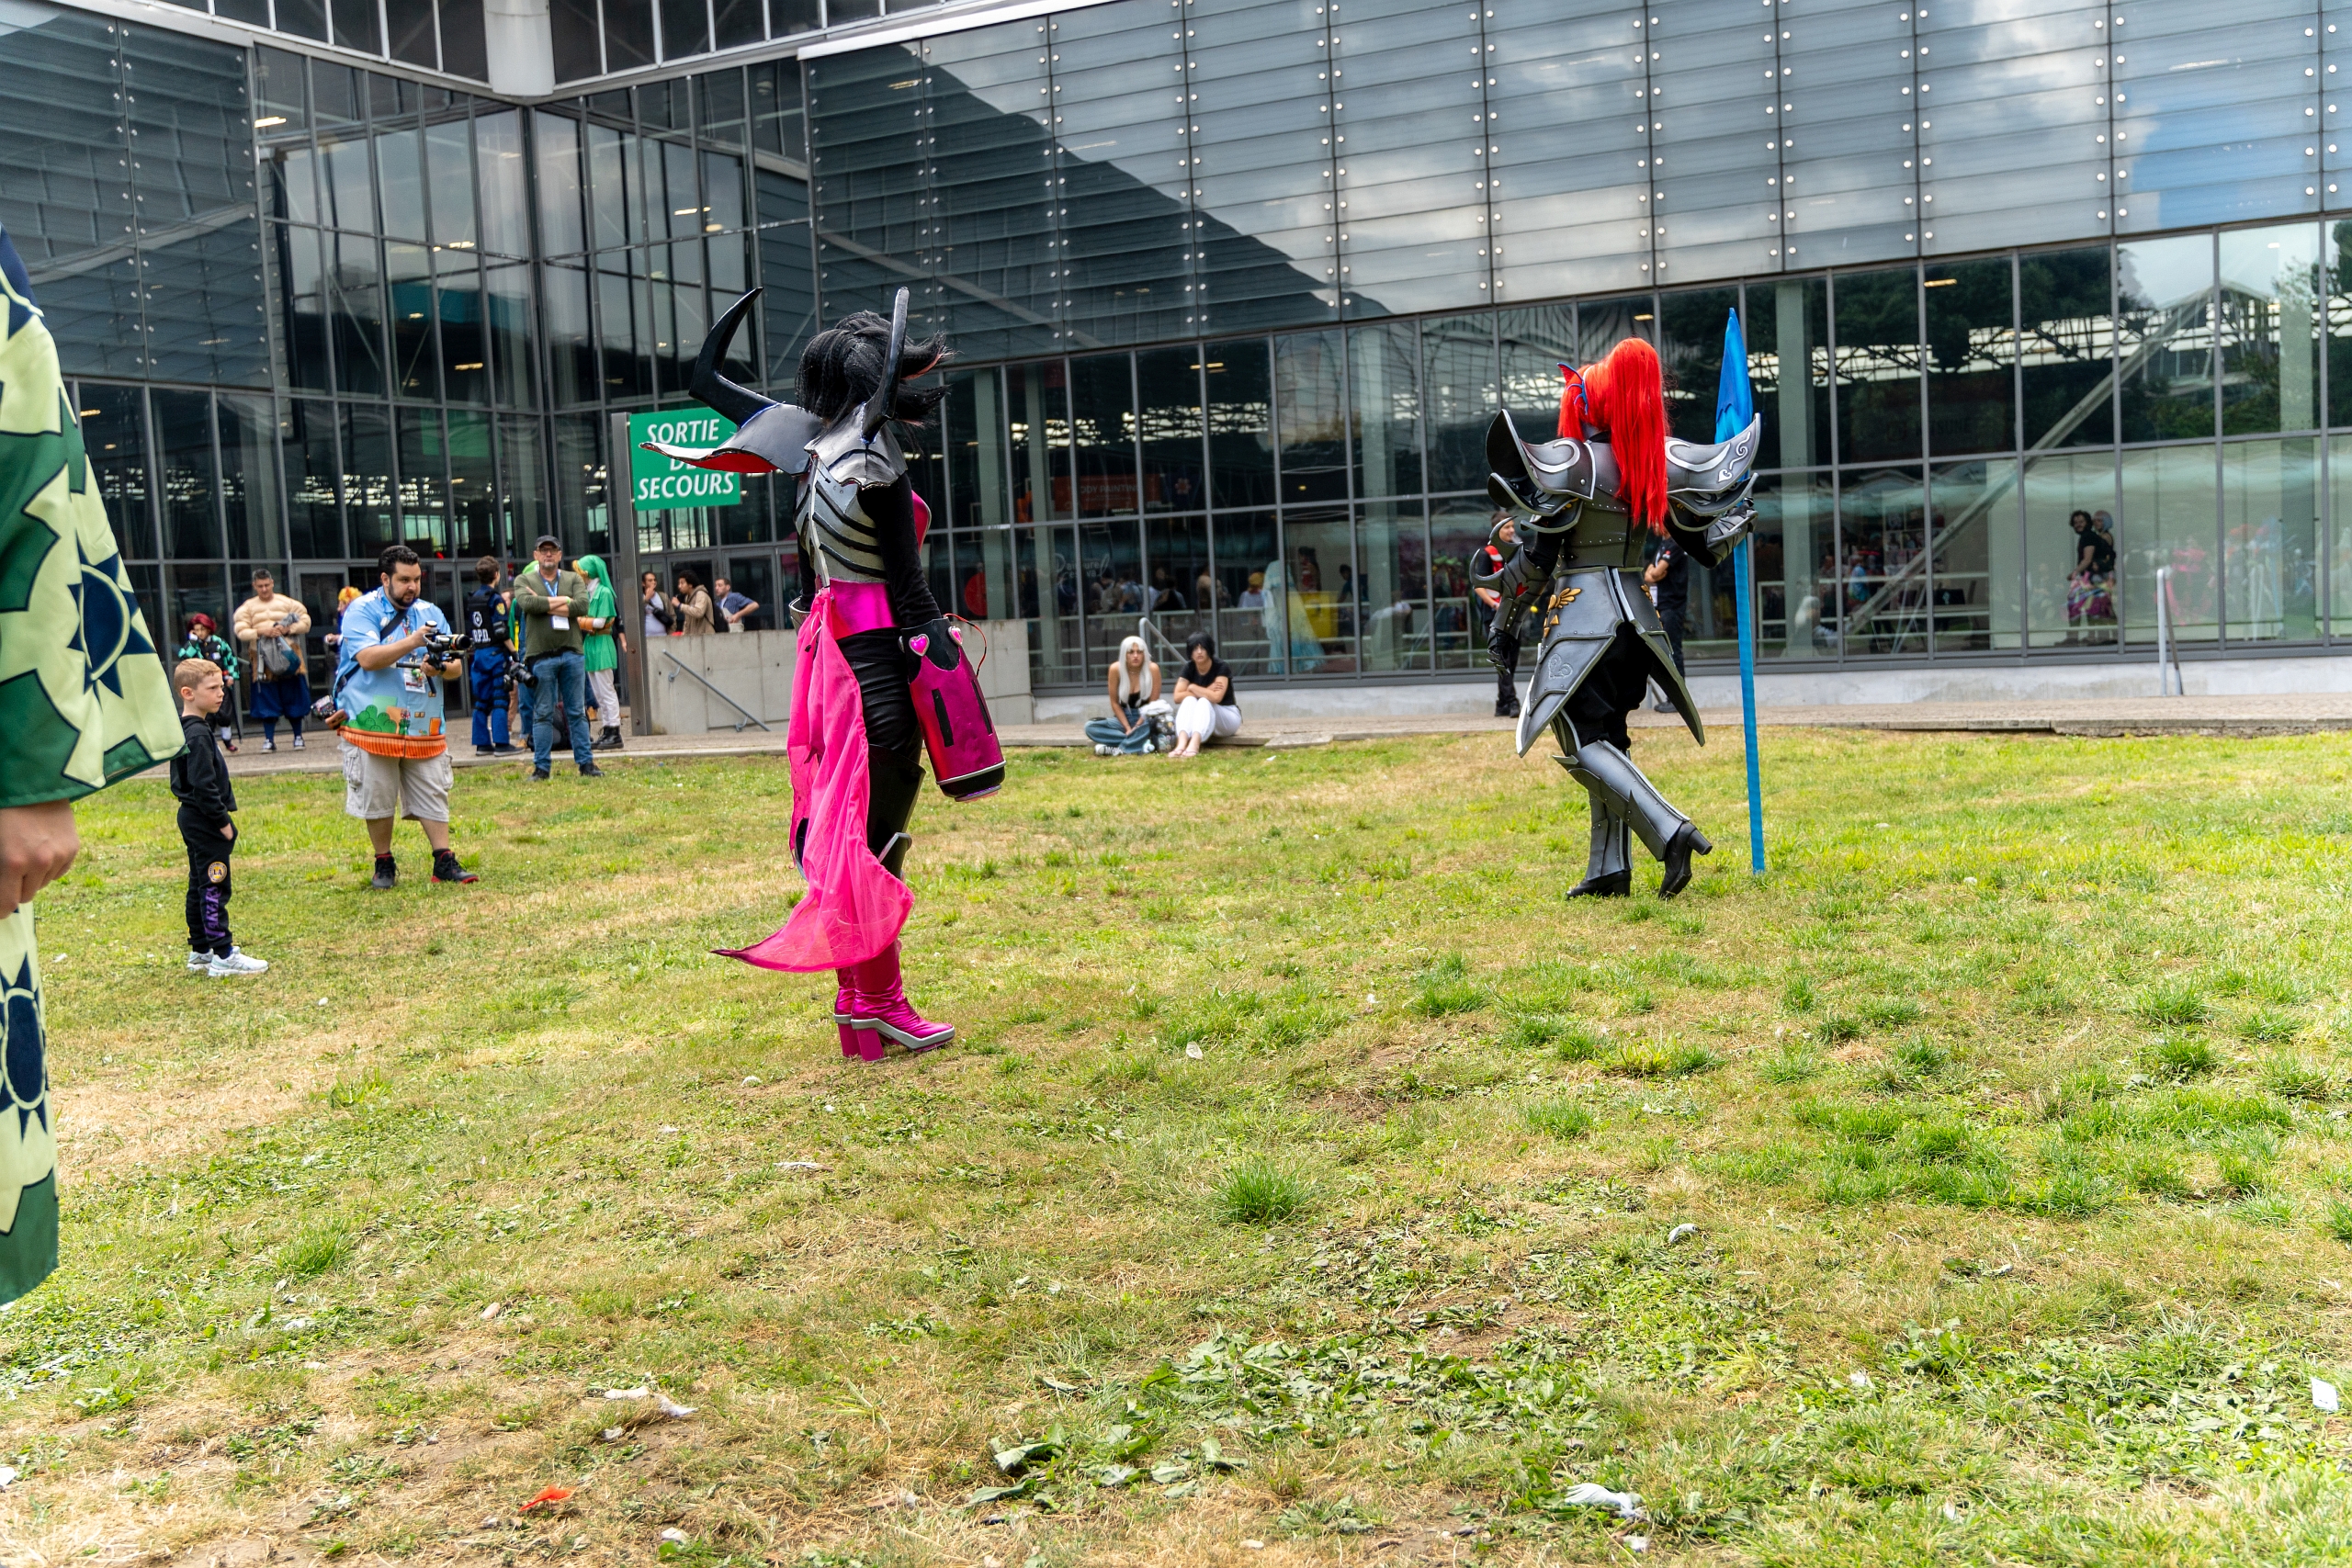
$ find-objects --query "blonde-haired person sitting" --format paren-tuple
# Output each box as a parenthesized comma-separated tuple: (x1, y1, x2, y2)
(1167, 633, 1239, 759)
(1084, 636, 1161, 756)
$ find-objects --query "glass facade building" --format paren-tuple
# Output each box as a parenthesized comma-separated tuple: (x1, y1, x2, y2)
(8, 0, 2352, 699)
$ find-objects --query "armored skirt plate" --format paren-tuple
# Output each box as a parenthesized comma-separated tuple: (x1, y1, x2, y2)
(1514, 567, 1702, 753)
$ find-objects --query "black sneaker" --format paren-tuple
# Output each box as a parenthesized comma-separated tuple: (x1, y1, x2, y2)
(432, 852, 479, 885)
(579, 761, 605, 777)
(1496, 696, 1522, 718)
(530, 767, 550, 781)
(370, 855, 396, 890)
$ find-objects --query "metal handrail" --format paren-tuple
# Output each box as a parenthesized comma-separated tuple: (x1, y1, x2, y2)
(1135, 615, 1189, 664)
(658, 648, 773, 732)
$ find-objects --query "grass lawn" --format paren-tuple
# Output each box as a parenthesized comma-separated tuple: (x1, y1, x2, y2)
(10, 727, 2352, 1566)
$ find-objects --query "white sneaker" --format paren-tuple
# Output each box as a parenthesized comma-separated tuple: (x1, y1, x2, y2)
(186, 950, 212, 973)
(1094, 742, 1112, 756)
(207, 948, 269, 976)
(261, 738, 277, 752)
(1143, 740, 1157, 753)
(291, 735, 306, 750)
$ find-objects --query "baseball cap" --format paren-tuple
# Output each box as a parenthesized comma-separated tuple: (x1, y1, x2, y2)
(534, 533, 562, 549)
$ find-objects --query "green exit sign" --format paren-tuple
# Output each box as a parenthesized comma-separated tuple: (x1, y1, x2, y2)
(628, 409, 741, 512)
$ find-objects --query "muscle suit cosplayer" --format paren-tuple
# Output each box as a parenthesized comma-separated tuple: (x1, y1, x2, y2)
(1475, 338, 1758, 899)
(643, 288, 1004, 1061)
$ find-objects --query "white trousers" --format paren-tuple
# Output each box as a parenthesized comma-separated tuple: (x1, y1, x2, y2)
(1174, 696, 1241, 742)
(587, 667, 618, 723)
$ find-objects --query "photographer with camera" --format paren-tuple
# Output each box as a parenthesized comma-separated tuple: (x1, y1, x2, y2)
(510, 534, 603, 782)
(334, 545, 480, 890)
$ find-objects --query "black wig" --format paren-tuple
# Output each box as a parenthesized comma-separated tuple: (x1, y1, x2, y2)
(797, 310, 951, 426)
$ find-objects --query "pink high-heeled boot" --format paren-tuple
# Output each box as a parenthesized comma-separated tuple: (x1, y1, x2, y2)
(845, 942, 954, 1058)
(833, 970, 860, 1057)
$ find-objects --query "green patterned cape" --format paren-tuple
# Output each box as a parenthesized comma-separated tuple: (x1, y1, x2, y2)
(0, 224, 184, 1303)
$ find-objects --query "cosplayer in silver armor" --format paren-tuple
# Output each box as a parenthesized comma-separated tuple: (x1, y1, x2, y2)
(1475, 340, 1758, 898)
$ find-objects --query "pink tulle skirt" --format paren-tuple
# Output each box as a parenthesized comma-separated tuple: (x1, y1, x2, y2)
(717, 583, 910, 972)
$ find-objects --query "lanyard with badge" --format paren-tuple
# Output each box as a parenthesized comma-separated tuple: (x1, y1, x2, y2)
(390, 602, 434, 694)
(538, 570, 570, 631)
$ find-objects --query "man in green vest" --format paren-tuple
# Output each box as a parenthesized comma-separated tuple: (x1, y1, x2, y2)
(0, 225, 184, 1303)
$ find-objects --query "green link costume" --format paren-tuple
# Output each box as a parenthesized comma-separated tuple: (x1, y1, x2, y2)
(0, 226, 183, 1303)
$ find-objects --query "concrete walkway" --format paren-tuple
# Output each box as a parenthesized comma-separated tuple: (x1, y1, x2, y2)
(203, 694, 2352, 780)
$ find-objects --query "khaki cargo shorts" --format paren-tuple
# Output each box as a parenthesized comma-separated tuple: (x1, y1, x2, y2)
(340, 741, 454, 822)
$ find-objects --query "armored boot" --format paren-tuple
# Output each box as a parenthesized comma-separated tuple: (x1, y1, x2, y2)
(1565, 784, 1632, 897)
(846, 941, 955, 1056)
(1566, 738, 1712, 897)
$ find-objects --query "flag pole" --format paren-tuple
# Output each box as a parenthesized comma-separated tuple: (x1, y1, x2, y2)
(1715, 309, 1765, 875)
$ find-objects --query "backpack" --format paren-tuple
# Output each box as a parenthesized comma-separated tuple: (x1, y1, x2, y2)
(258, 634, 300, 677)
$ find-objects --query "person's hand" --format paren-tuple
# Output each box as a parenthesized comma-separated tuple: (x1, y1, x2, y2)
(1475, 586, 1500, 608)
(1643, 558, 1668, 584)
(0, 801, 79, 917)
(220, 823, 235, 840)
(399, 626, 431, 653)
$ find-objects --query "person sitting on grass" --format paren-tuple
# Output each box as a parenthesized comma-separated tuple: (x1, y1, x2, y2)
(1167, 632, 1239, 759)
(1085, 635, 1160, 755)
(169, 659, 267, 977)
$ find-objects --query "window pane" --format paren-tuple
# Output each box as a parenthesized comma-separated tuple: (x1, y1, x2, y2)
(2019, 244, 2114, 447)
(2024, 450, 2119, 648)
(277, 226, 333, 392)
(486, 264, 537, 409)
(1144, 514, 1212, 644)
(498, 413, 548, 557)
(1348, 321, 1419, 500)
(1745, 277, 1830, 469)
(476, 110, 530, 257)
(2119, 444, 2216, 645)
(319, 130, 374, 233)
(1004, 361, 1071, 524)
(660, 0, 709, 58)
(1023, 524, 1084, 687)
(439, 250, 489, 405)
(1427, 499, 1488, 671)
(1282, 506, 1352, 671)
(387, 241, 439, 400)
(282, 397, 343, 559)
(1420, 313, 1495, 494)
(389, 3, 437, 71)
(2333, 434, 2352, 636)
(332, 0, 380, 59)
(552, 412, 604, 554)
(1917, 5, 2112, 256)
(605, 0, 656, 72)
(2115, 1, 2315, 234)
(1919, 258, 2016, 457)
(544, 261, 595, 407)
(269, 144, 319, 226)
(2222, 436, 2318, 644)
(536, 114, 587, 254)
(343, 403, 398, 555)
(713, 0, 760, 51)
(597, 252, 655, 400)
(1834, 267, 1921, 464)
(1778, 0, 1920, 269)
(377, 124, 426, 241)
(1275, 329, 1347, 504)
(952, 527, 1024, 623)
(447, 409, 496, 558)
(552, 0, 602, 81)
(396, 406, 449, 556)
(1928, 457, 2019, 654)
(220, 393, 282, 560)
(1330, 0, 1489, 319)
(1487, 3, 1649, 299)
(1078, 519, 1142, 664)
(770, 0, 819, 37)
(1069, 353, 1137, 518)
(702, 149, 745, 233)
(153, 390, 220, 563)
(1647, 0, 1782, 286)
(1205, 337, 1274, 508)
(426, 118, 480, 252)
(1051, 0, 1196, 349)
(2118, 233, 2214, 443)
(2219, 224, 2322, 436)
(1835, 466, 1927, 657)
(922, 21, 1057, 360)
(1756, 470, 1836, 660)
(1498, 303, 1574, 436)
(1137, 346, 1206, 513)
(1355, 499, 1428, 672)
(1210, 509, 1280, 678)
(441, 0, 489, 81)
(588, 123, 634, 250)
(946, 367, 1010, 530)
(1658, 286, 1736, 445)
(80, 385, 156, 559)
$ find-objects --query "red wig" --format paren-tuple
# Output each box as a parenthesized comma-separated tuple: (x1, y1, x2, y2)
(1559, 338, 1668, 534)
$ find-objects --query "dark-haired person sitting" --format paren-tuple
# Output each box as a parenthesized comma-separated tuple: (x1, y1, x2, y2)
(1166, 633, 1239, 759)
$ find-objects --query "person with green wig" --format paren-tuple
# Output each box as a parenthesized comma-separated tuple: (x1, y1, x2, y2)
(576, 554, 627, 750)
(0, 224, 186, 1303)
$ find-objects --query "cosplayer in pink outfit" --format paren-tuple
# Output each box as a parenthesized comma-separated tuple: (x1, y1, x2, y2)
(646, 288, 1002, 1060)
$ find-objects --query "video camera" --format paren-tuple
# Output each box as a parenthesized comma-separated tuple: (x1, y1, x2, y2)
(406, 628, 471, 667)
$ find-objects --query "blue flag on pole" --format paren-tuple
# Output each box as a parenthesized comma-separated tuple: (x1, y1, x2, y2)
(1716, 310, 1766, 874)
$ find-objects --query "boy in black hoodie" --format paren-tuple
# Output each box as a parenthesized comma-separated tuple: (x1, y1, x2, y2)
(170, 659, 269, 977)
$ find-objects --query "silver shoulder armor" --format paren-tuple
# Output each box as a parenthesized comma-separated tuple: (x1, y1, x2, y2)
(727, 403, 825, 477)
(1664, 414, 1762, 518)
(808, 417, 906, 490)
(1485, 408, 1625, 521)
